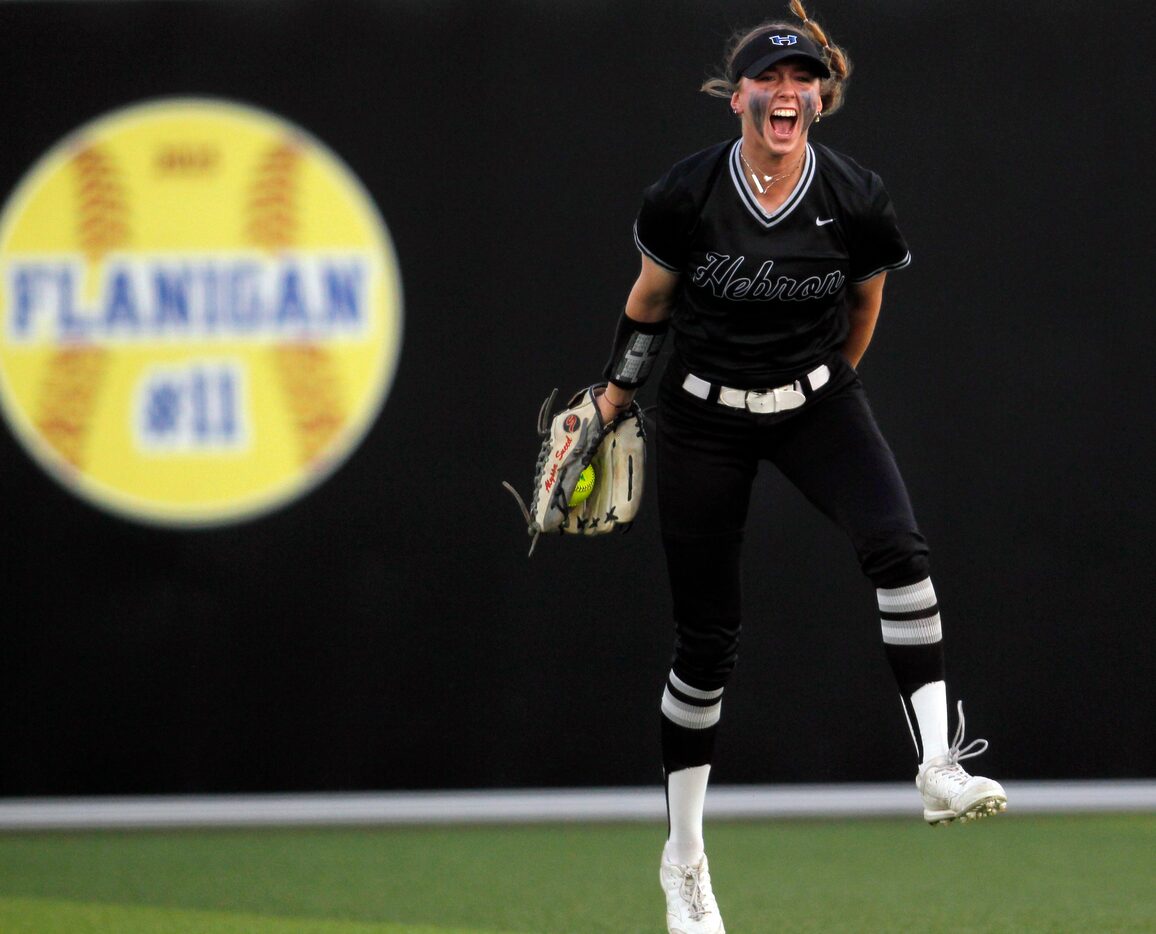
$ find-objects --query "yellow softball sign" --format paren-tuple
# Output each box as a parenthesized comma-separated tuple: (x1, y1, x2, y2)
(0, 98, 403, 525)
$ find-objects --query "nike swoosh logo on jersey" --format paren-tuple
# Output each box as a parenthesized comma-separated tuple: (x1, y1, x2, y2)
(816, 217, 835, 226)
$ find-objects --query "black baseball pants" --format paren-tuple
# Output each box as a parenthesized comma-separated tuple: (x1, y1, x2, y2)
(656, 352, 930, 699)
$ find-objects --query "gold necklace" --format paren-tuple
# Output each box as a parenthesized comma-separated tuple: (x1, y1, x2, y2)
(740, 148, 803, 195)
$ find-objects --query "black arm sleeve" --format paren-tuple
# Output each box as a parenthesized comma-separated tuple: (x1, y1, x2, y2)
(602, 311, 669, 389)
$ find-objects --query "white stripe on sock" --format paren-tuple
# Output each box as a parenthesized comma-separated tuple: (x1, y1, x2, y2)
(661, 688, 722, 729)
(876, 578, 937, 612)
(668, 671, 724, 701)
(881, 615, 943, 645)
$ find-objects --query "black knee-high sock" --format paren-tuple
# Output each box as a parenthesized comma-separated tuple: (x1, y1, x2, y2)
(660, 669, 723, 774)
(660, 670, 722, 863)
(877, 577, 947, 762)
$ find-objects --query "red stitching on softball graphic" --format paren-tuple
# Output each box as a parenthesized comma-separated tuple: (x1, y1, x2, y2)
(33, 146, 128, 469)
(246, 137, 347, 466)
(246, 141, 302, 249)
(72, 145, 129, 263)
(271, 344, 346, 465)
(35, 347, 110, 468)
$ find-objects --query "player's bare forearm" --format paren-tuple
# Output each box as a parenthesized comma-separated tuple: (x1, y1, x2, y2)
(842, 307, 878, 369)
(841, 273, 886, 369)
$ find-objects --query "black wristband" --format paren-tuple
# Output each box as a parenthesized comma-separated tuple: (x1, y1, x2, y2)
(602, 311, 669, 389)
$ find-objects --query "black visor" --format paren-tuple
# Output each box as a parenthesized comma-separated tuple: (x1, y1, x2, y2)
(730, 29, 831, 83)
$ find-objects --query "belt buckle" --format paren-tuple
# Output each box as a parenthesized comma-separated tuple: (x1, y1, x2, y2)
(744, 389, 777, 414)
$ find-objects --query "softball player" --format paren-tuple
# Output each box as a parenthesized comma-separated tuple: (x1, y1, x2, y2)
(594, 5, 1006, 932)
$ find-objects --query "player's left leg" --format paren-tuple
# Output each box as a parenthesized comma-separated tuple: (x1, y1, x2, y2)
(768, 375, 1006, 824)
(874, 577, 1006, 823)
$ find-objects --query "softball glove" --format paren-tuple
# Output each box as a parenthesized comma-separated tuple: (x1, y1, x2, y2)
(503, 384, 646, 555)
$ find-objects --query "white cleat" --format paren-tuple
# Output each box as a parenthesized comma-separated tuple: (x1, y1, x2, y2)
(660, 852, 725, 934)
(917, 701, 1008, 826)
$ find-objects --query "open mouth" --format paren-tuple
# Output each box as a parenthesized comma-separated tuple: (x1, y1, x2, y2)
(770, 108, 798, 139)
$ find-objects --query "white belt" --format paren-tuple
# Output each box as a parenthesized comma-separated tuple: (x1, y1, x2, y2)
(682, 364, 830, 414)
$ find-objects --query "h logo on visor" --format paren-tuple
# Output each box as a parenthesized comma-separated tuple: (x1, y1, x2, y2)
(770, 34, 798, 45)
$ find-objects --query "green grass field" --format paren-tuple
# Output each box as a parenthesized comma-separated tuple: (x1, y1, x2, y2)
(0, 814, 1152, 932)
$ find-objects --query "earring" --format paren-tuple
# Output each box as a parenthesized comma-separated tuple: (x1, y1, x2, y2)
(814, 112, 822, 124)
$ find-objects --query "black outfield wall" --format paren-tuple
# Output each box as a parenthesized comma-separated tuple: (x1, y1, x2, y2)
(1, 0, 1151, 794)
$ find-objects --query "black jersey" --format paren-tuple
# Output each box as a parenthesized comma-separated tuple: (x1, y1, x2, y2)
(634, 139, 911, 386)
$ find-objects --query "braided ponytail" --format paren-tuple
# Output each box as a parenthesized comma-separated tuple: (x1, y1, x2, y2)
(789, 0, 852, 89)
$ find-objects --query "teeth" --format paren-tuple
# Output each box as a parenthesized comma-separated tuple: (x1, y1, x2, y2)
(772, 109, 798, 118)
